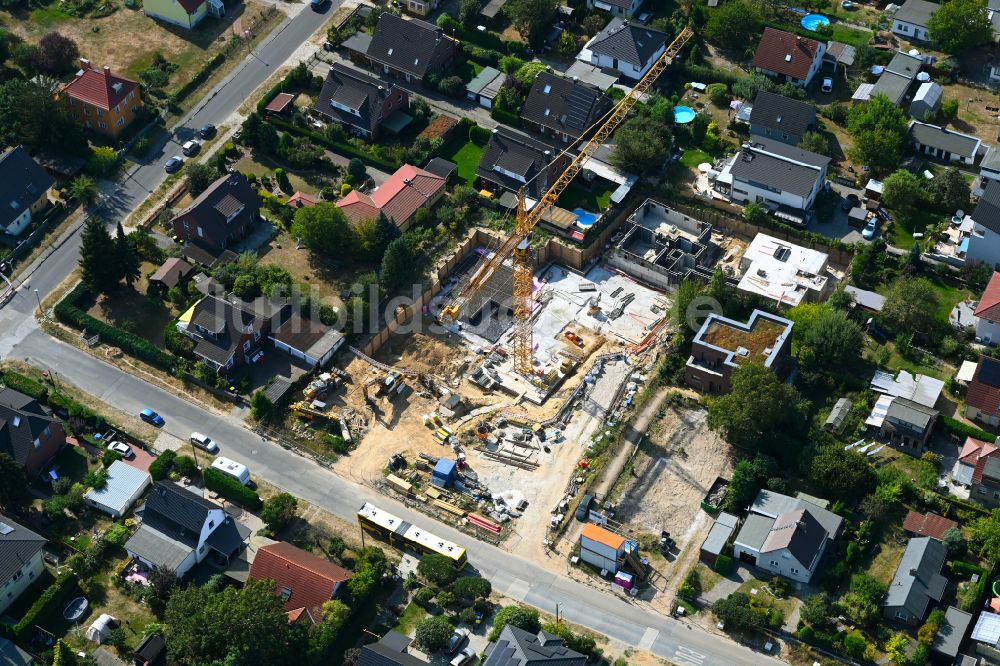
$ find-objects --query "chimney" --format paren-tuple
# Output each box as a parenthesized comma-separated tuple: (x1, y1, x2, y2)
(909, 568, 917, 576)
(103, 65, 111, 76)
(79, 58, 91, 71)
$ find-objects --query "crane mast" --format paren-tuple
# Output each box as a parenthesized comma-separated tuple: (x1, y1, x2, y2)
(442, 25, 695, 375)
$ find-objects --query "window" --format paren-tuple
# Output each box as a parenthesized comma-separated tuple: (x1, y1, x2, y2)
(254, 330, 261, 342)
(980, 488, 988, 495)
(115, 104, 120, 114)
(895, 610, 907, 620)
(769, 560, 778, 568)
(280, 587, 292, 601)
(99, 122, 107, 129)
(209, 520, 215, 529)
(131, 106, 137, 114)
(790, 567, 799, 574)
(199, 545, 205, 554)
(97, 109, 103, 117)
(43, 425, 50, 438)
(243, 340, 251, 353)
(28, 570, 34, 580)
(128, 91, 134, 100)
(83, 106, 89, 116)
(117, 118, 125, 127)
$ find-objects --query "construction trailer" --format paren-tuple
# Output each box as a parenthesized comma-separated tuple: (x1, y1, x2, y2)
(579, 523, 639, 575)
(431, 458, 458, 488)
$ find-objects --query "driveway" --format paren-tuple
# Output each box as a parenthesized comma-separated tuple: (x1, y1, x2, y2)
(124, 446, 156, 474)
(806, 182, 865, 244)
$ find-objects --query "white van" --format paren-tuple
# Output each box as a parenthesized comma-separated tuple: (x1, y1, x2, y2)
(210, 456, 251, 486)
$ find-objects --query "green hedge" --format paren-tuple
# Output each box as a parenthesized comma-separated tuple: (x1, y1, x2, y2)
(204, 467, 261, 509)
(14, 571, 76, 642)
(266, 116, 399, 171)
(54, 284, 177, 371)
(149, 449, 177, 481)
(714, 554, 732, 575)
(469, 124, 492, 146)
(170, 53, 225, 108)
(941, 415, 995, 443)
(950, 561, 987, 579)
(490, 107, 520, 127)
(936, 492, 990, 516)
(47, 391, 105, 430)
(0, 371, 48, 402)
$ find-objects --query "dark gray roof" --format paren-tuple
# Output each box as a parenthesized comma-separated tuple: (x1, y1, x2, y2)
(423, 157, 457, 180)
(749, 92, 816, 139)
(0, 387, 60, 470)
(886, 396, 938, 432)
(760, 508, 827, 569)
(729, 136, 830, 198)
(0, 513, 45, 586)
(358, 631, 427, 666)
(702, 513, 738, 556)
(0, 146, 53, 233)
(588, 18, 668, 67)
(483, 625, 587, 666)
(0, 638, 35, 666)
(733, 513, 774, 551)
(910, 121, 980, 159)
(894, 0, 938, 27)
(476, 126, 560, 200)
(752, 489, 843, 538)
(973, 178, 1000, 234)
(884, 537, 948, 619)
(871, 71, 913, 106)
(171, 172, 258, 234)
(124, 524, 192, 571)
(520, 72, 612, 140)
(313, 63, 397, 135)
(205, 516, 247, 557)
(367, 12, 452, 79)
(887, 51, 922, 78)
(144, 481, 216, 543)
(134, 634, 165, 664)
(933, 607, 973, 658)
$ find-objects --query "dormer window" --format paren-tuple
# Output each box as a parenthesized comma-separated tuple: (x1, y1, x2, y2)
(12, 416, 20, 427)
(543, 84, 551, 94)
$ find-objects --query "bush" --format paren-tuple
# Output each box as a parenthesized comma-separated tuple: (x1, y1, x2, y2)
(0, 371, 48, 401)
(102, 449, 122, 468)
(148, 449, 176, 481)
(469, 124, 492, 146)
(203, 467, 261, 509)
(172, 455, 198, 478)
(415, 615, 453, 652)
(714, 554, 732, 575)
(941, 415, 995, 443)
(414, 587, 435, 607)
(103, 523, 130, 548)
(950, 560, 987, 579)
(14, 571, 76, 642)
(453, 576, 491, 600)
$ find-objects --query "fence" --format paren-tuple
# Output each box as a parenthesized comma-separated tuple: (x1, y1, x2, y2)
(2, 203, 69, 270)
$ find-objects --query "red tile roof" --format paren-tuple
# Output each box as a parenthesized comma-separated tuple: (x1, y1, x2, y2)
(176, 0, 204, 13)
(751, 28, 822, 82)
(248, 542, 352, 622)
(967, 357, 1000, 418)
(265, 93, 295, 114)
(288, 192, 319, 208)
(336, 164, 445, 226)
(959, 436, 999, 484)
(62, 60, 138, 111)
(903, 510, 958, 540)
(976, 272, 1000, 323)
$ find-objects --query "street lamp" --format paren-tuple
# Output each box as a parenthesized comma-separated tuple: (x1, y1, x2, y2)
(34, 289, 41, 317)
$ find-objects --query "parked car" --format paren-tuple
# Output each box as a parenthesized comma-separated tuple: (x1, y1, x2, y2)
(190, 432, 220, 453)
(164, 156, 184, 173)
(841, 193, 859, 211)
(198, 123, 216, 139)
(140, 408, 165, 426)
(450, 648, 475, 666)
(310, 0, 328, 9)
(637, 11, 651, 23)
(447, 628, 470, 654)
(842, 0, 855, 8)
(821, 77, 833, 93)
(108, 441, 134, 459)
(182, 140, 201, 156)
(575, 493, 594, 521)
(862, 218, 878, 240)
(323, 40, 335, 52)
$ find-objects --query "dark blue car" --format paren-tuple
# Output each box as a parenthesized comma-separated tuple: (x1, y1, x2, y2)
(140, 408, 164, 426)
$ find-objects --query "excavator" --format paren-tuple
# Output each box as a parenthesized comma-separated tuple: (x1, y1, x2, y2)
(438, 26, 695, 375)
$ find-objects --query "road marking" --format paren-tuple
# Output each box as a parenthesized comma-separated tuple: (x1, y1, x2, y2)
(638, 627, 658, 650)
(505, 578, 530, 600)
(674, 646, 706, 666)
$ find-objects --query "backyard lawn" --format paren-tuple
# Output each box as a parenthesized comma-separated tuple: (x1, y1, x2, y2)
(557, 182, 613, 213)
(391, 602, 427, 636)
(440, 139, 486, 187)
(887, 207, 945, 250)
(680, 148, 713, 170)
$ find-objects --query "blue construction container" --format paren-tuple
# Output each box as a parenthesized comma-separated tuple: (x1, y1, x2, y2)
(431, 458, 457, 488)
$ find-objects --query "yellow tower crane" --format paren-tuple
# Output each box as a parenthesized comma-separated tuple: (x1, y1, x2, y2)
(440, 26, 694, 374)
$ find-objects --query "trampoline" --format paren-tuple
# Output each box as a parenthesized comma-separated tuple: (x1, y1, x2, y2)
(674, 106, 696, 124)
(801, 13, 830, 30)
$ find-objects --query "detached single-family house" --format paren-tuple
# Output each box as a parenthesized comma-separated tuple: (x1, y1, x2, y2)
(269, 312, 345, 368)
(0, 387, 67, 477)
(84, 460, 151, 518)
(60, 59, 142, 139)
(144, 0, 223, 29)
(748, 91, 817, 146)
(963, 443, 1000, 508)
(587, 0, 643, 19)
(248, 541, 352, 624)
(312, 63, 410, 140)
(966, 180, 1000, 267)
(685, 309, 794, 395)
(751, 28, 826, 88)
(359, 631, 428, 666)
(583, 18, 668, 81)
(336, 163, 446, 229)
(715, 136, 830, 214)
(953, 436, 1000, 490)
(179, 293, 289, 376)
(976, 272, 1000, 343)
(892, 0, 938, 43)
(0, 513, 46, 615)
(909, 120, 981, 165)
(0, 146, 53, 237)
(520, 72, 613, 143)
(171, 173, 260, 251)
(482, 625, 587, 666)
(965, 355, 1000, 427)
(476, 127, 572, 201)
(364, 13, 458, 84)
(865, 395, 939, 453)
(883, 537, 948, 626)
(125, 481, 247, 578)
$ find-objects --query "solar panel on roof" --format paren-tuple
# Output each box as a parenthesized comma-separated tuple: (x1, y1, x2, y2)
(0, 522, 12, 535)
(980, 357, 1000, 388)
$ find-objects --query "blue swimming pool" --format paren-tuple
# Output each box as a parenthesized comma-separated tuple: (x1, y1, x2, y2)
(674, 106, 696, 124)
(573, 208, 598, 227)
(801, 13, 830, 30)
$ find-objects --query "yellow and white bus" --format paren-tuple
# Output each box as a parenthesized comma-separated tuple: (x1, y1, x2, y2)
(357, 502, 468, 569)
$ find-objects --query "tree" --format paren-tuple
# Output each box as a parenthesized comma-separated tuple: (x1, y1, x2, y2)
(414, 616, 453, 652)
(612, 115, 671, 174)
(804, 308, 863, 368)
(80, 217, 121, 293)
(582, 14, 605, 35)
(115, 222, 141, 289)
(797, 131, 830, 156)
(321, 599, 350, 633)
(706, 362, 808, 456)
(724, 454, 776, 510)
(418, 553, 459, 588)
(885, 632, 909, 665)
(847, 94, 909, 172)
(881, 277, 939, 336)
(881, 169, 925, 212)
(928, 166, 970, 212)
(504, 0, 559, 46)
(148, 567, 177, 611)
(380, 237, 416, 294)
(712, 592, 761, 630)
(186, 163, 221, 196)
(704, 1, 763, 50)
(0, 453, 28, 513)
(88, 146, 118, 176)
(731, 73, 773, 102)
(557, 30, 577, 60)
(810, 446, 876, 497)
(70, 175, 98, 203)
(942, 526, 967, 556)
(33, 32, 79, 75)
(742, 201, 766, 225)
(453, 576, 491, 600)
(843, 631, 867, 659)
(843, 574, 887, 626)
(459, 0, 480, 25)
(800, 593, 831, 626)
(250, 390, 273, 420)
(291, 203, 356, 259)
(970, 508, 1000, 560)
(705, 83, 729, 106)
(261, 492, 298, 532)
(328, 535, 347, 561)
(928, 0, 992, 52)
(0, 79, 86, 153)
(489, 605, 540, 640)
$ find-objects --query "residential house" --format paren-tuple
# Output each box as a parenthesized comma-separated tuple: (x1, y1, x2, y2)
(965, 355, 1000, 427)
(125, 481, 247, 578)
(0, 146, 53, 237)
(903, 510, 959, 540)
(910, 81, 943, 120)
(171, 172, 260, 250)
(0, 387, 66, 477)
(751, 28, 826, 88)
(932, 607, 973, 663)
(685, 309, 794, 394)
(84, 460, 151, 518)
(144, 0, 223, 29)
(870, 369, 944, 408)
(892, 0, 938, 43)
(519, 72, 613, 143)
(748, 92, 817, 146)
(336, 163, 446, 229)
(0, 638, 36, 666)
(248, 541, 352, 623)
(482, 625, 587, 666)
(358, 631, 428, 666)
(148, 257, 193, 294)
(476, 127, 572, 201)
(966, 450, 1000, 508)
(909, 120, 981, 165)
(60, 59, 142, 138)
(287, 192, 319, 209)
(854, 51, 922, 107)
(866, 396, 939, 453)
(714, 137, 831, 217)
(364, 13, 458, 84)
(583, 18, 668, 81)
(982, 146, 1000, 191)
(466, 66, 506, 109)
(883, 537, 948, 626)
(966, 179, 1000, 267)
(400, 0, 437, 18)
(976, 272, 1000, 343)
(312, 63, 410, 140)
(735, 233, 831, 307)
(0, 513, 46, 615)
(269, 312, 345, 368)
(953, 436, 1000, 498)
(586, 0, 643, 19)
(178, 293, 289, 375)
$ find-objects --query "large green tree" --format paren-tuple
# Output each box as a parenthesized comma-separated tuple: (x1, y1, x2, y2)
(79, 217, 121, 293)
(809, 446, 877, 498)
(704, 1, 763, 50)
(969, 508, 1000, 561)
(414, 616, 453, 652)
(881, 169, 925, 212)
(0, 79, 85, 153)
(612, 115, 671, 175)
(417, 553, 459, 588)
(928, 166, 970, 212)
(844, 574, 888, 626)
(115, 222, 141, 289)
(291, 203, 356, 259)
(503, 0, 558, 46)
(261, 492, 298, 532)
(380, 237, 416, 294)
(880, 277, 940, 335)
(846, 94, 908, 172)
(488, 605, 541, 641)
(186, 163, 221, 196)
(803, 308, 863, 368)
(928, 0, 992, 53)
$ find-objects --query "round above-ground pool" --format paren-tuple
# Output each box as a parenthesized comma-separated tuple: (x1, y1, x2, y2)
(801, 13, 830, 30)
(573, 208, 599, 227)
(674, 106, 696, 124)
